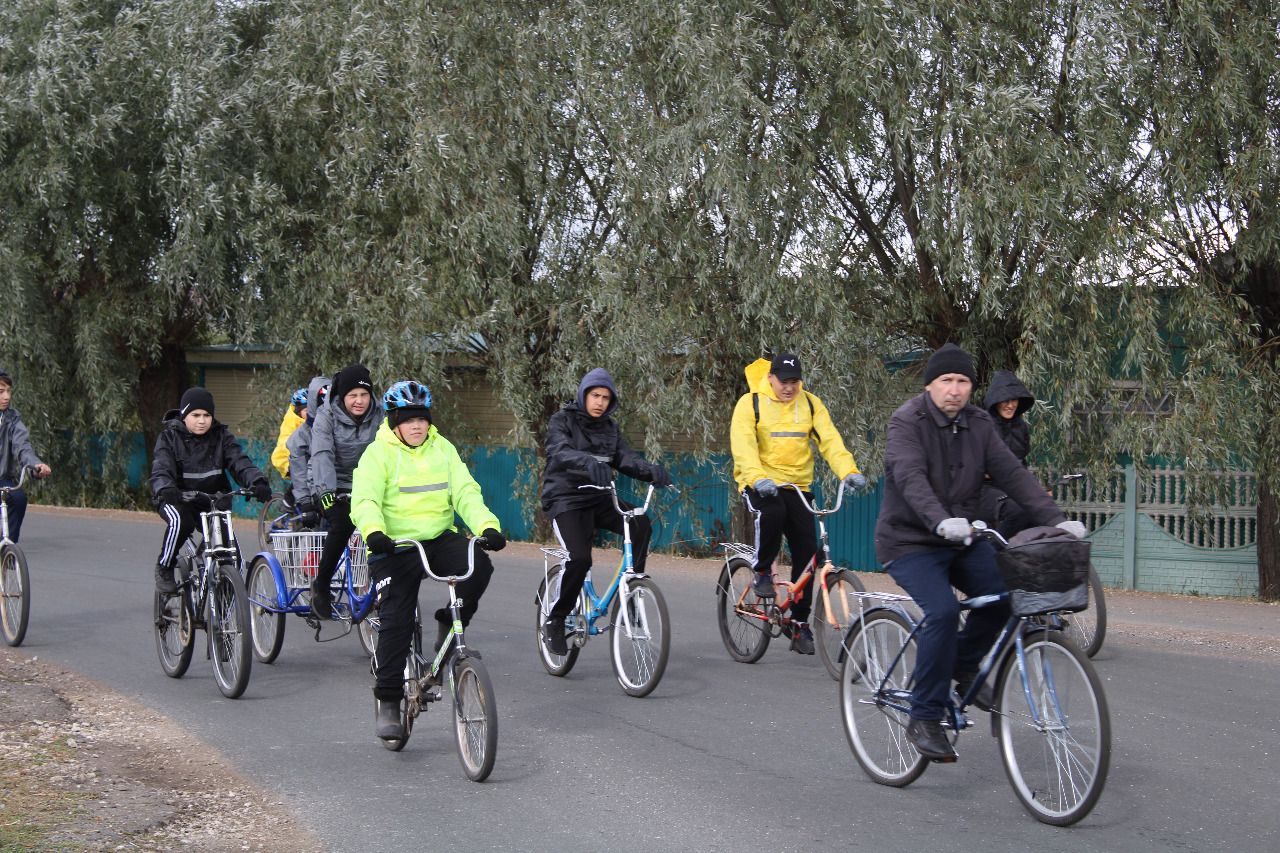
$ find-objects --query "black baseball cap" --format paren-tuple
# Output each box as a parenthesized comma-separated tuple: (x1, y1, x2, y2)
(770, 353, 802, 381)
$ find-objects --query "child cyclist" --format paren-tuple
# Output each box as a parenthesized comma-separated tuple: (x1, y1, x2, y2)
(149, 388, 272, 594)
(0, 367, 53, 543)
(269, 387, 309, 496)
(285, 376, 330, 525)
(350, 380, 506, 741)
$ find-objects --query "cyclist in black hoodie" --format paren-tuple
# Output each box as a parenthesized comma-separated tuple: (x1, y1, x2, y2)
(979, 369, 1037, 536)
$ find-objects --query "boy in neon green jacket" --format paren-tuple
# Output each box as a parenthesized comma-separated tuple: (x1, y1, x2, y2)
(350, 380, 506, 741)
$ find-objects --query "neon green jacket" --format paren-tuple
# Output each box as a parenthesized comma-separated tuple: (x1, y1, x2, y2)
(351, 421, 500, 542)
(730, 357, 860, 492)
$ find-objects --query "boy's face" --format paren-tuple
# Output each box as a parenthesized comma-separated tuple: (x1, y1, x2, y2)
(767, 374, 801, 402)
(584, 387, 612, 418)
(393, 416, 430, 447)
(184, 409, 213, 435)
(996, 399, 1019, 420)
(345, 388, 371, 417)
(0, 381, 10, 410)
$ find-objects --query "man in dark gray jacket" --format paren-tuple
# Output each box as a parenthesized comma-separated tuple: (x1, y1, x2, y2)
(874, 344, 1085, 760)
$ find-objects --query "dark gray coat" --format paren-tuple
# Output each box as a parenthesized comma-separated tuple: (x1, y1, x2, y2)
(0, 408, 44, 481)
(874, 392, 1064, 564)
(308, 394, 384, 495)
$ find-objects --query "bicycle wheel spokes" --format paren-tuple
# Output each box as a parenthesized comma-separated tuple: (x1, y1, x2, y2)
(154, 590, 194, 678)
(840, 609, 927, 787)
(451, 657, 498, 781)
(813, 569, 865, 679)
(716, 557, 770, 663)
(997, 633, 1110, 825)
(534, 566, 580, 676)
(208, 565, 252, 699)
(247, 556, 285, 663)
(1061, 564, 1106, 658)
(611, 578, 670, 697)
(0, 544, 31, 647)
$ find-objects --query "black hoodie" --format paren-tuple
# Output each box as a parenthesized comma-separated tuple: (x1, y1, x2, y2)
(982, 370, 1034, 466)
(149, 411, 266, 506)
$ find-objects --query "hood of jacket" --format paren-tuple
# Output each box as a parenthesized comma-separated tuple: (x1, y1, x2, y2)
(304, 375, 330, 426)
(983, 370, 1034, 420)
(574, 368, 620, 417)
(746, 357, 805, 400)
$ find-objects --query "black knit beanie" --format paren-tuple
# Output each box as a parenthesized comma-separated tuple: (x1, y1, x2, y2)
(923, 343, 977, 385)
(331, 364, 374, 412)
(179, 387, 215, 418)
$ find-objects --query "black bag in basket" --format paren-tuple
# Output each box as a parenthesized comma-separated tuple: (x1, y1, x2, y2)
(995, 526, 1091, 616)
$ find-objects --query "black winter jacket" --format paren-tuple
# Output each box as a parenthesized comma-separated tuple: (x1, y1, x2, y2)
(983, 369, 1034, 465)
(874, 392, 1064, 564)
(149, 411, 266, 507)
(539, 368, 656, 518)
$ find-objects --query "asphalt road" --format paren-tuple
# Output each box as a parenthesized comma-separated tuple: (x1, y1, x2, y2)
(12, 507, 1280, 853)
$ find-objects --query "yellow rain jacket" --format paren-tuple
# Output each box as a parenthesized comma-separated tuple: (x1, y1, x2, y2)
(270, 406, 305, 478)
(730, 358, 860, 492)
(350, 421, 500, 542)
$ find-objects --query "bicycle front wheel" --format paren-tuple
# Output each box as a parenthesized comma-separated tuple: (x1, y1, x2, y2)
(257, 494, 291, 552)
(996, 630, 1110, 826)
(1061, 564, 1107, 658)
(357, 612, 379, 659)
(610, 577, 670, 698)
(451, 656, 498, 781)
(840, 609, 928, 787)
(208, 563, 253, 699)
(535, 566, 580, 676)
(154, 589, 194, 678)
(813, 568, 866, 679)
(716, 557, 770, 663)
(247, 556, 285, 663)
(0, 543, 31, 646)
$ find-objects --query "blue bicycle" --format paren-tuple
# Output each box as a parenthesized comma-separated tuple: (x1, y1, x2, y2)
(246, 526, 377, 662)
(534, 482, 670, 697)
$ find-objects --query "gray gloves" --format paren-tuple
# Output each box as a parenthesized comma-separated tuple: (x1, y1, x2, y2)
(935, 517, 972, 545)
(753, 478, 778, 497)
(842, 472, 868, 493)
(1056, 520, 1088, 539)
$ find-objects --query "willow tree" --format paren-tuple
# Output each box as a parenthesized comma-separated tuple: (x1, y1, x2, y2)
(0, 0, 264, 495)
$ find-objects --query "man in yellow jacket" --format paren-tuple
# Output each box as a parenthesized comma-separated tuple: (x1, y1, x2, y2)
(351, 379, 506, 741)
(730, 353, 867, 654)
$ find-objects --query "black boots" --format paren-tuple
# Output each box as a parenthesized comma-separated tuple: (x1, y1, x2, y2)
(310, 580, 333, 619)
(542, 616, 568, 655)
(155, 562, 178, 595)
(906, 719, 957, 761)
(375, 699, 403, 740)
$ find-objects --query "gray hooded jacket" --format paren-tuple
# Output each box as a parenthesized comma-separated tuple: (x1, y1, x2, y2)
(308, 392, 384, 495)
(287, 375, 331, 500)
(0, 407, 44, 482)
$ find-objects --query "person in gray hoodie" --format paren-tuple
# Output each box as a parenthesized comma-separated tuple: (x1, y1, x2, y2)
(537, 368, 670, 655)
(308, 364, 383, 618)
(0, 367, 52, 543)
(286, 375, 331, 525)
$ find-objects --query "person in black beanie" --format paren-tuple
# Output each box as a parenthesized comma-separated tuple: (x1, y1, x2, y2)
(307, 364, 384, 618)
(149, 387, 272, 594)
(873, 343, 1084, 760)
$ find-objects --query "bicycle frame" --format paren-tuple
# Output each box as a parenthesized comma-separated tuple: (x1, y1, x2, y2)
(0, 466, 33, 546)
(394, 537, 482, 682)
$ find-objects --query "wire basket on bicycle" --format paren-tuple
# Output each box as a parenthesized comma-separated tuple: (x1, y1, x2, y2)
(269, 530, 369, 591)
(995, 526, 1091, 616)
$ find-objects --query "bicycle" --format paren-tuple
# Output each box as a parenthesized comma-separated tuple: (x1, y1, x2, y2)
(838, 521, 1110, 826)
(257, 492, 319, 553)
(715, 480, 866, 677)
(245, 525, 377, 663)
(534, 482, 671, 698)
(378, 535, 498, 782)
(153, 488, 255, 699)
(0, 466, 37, 646)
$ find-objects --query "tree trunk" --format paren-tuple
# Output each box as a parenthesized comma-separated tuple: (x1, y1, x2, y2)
(1238, 258, 1280, 600)
(1257, 477, 1279, 601)
(136, 344, 190, 473)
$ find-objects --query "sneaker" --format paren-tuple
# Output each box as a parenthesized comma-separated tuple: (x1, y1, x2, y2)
(752, 570, 775, 598)
(790, 622, 815, 655)
(906, 718, 957, 761)
(542, 616, 568, 655)
(954, 672, 996, 711)
(375, 699, 404, 740)
(155, 563, 178, 596)
(310, 580, 333, 620)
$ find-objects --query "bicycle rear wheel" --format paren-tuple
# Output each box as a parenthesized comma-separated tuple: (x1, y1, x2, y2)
(247, 556, 285, 663)
(715, 557, 770, 663)
(155, 589, 194, 678)
(0, 543, 30, 647)
(610, 576, 670, 698)
(813, 568, 866, 679)
(209, 563, 253, 699)
(1061, 564, 1107, 658)
(840, 609, 928, 787)
(995, 630, 1110, 825)
(381, 618, 421, 752)
(535, 566, 580, 676)
(257, 494, 291, 552)
(451, 656, 498, 781)
(357, 612, 379, 658)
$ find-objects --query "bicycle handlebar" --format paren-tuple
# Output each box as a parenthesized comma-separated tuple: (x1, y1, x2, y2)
(782, 480, 846, 516)
(576, 481, 658, 517)
(393, 535, 481, 583)
(0, 466, 37, 493)
(970, 519, 1009, 548)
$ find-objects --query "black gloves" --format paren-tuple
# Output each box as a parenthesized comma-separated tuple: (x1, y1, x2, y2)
(650, 464, 672, 489)
(587, 460, 614, 487)
(158, 486, 183, 506)
(251, 480, 272, 503)
(212, 493, 232, 511)
(479, 528, 506, 551)
(188, 491, 214, 510)
(295, 494, 319, 516)
(366, 531, 396, 555)
(319, 491, 343, 522)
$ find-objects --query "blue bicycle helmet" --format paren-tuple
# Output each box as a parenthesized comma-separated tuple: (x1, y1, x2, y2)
(384, 379, 432, 426)
(291, 387, 308, 407)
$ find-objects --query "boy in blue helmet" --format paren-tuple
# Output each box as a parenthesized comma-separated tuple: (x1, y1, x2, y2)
(350, 379, 506, 741)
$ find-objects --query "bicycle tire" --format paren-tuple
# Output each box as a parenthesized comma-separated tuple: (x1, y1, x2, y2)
(257, 494, 291, 552)
(1062, 563, 1107, 658)
(535, 566, 580, 676)
(813, 568, 866, 679)
(381, 618, 421, 753)
(840, 608, 928, 787)
(155, 588, 194, 678)
(0, 543, 31, 647)
(451, 656, 498, 781)
(715, 557, 770, 663)
(208, 562, 253, 699)
(995, 629, 1110, 825)
(610, 576, 671, 698)
(357, 613, 379, 659)
(247, 556, 286, 663)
